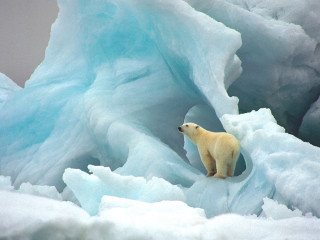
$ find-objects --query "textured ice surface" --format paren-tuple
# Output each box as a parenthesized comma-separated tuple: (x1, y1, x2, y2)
(18, 182, 62, 201)
(0, 176, 13, 191)
(0, 175, 63, 200)
(1, 0, 320, 238)
(299, 97, 320, 146)
(187, 0, 320, 137)
(0, 73, 21, 106)
(63, 165, 186, 215)
(221, 108, 320, 217)
(261, 198, 313, 220)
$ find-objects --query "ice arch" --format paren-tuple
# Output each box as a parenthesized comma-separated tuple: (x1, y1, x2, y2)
(0, 0, 241, 191)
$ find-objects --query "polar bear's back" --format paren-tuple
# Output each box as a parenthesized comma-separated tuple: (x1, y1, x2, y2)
(204, 131, 240, 162)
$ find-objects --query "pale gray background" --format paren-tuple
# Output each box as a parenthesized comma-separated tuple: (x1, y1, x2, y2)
(0, 0, 58, 87)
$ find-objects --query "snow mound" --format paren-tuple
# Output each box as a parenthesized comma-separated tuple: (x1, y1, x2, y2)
(1, 191, 319, 240)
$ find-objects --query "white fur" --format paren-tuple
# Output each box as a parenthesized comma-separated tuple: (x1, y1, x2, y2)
(179, 123, 240, 178)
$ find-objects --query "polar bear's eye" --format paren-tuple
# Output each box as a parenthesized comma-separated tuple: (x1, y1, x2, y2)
(195, 126, 199, 129)
(186, 124, 189, 127)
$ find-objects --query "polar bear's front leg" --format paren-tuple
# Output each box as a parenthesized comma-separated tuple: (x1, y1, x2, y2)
(198, 148, 216, 177)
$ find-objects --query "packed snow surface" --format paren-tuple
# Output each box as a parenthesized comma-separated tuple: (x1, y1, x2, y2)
(1, 0, 320, 239)
(1, 190, 320, 240)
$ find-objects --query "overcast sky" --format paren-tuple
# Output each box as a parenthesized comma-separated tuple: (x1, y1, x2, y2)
(0, 1, 58, 87)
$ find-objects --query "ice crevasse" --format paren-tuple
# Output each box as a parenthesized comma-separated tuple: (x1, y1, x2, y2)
(1, 0, 320, 228)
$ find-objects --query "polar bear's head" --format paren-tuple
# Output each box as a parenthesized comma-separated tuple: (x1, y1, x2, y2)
(178, 122, 200, 143)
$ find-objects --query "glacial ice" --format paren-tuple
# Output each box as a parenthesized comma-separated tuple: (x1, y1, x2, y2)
(187, 0, 320, 138)
(0, 0, 241, 191)
(1, 0, 320, 238)
(0, 73, 21, 106)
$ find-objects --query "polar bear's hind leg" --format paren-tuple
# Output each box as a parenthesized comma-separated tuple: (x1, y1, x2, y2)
(227, 160, 237, 177)
(214, 160, 227, 179)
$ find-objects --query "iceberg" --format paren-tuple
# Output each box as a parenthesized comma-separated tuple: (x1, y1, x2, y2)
(0, 0, 241, 191)
(1, 0, 320, 238)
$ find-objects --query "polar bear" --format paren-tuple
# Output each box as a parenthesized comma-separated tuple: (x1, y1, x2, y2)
(178, 123, 240, 179)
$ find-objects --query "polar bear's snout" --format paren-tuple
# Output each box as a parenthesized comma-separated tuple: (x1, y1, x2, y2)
(178, 126, 183, 132)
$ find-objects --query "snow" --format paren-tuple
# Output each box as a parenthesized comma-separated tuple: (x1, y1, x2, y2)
(18, 182, 62, 201)
(261, 198, 314, 220)
(1, 191, 320, 240)
(1, 0, 320, 238)
(0, 175, 13, 191)
(0, 191, 89, 239)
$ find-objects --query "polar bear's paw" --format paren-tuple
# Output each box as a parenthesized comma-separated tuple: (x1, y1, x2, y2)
(213, 173, 227, 179)
(206, 172, 216, 177)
